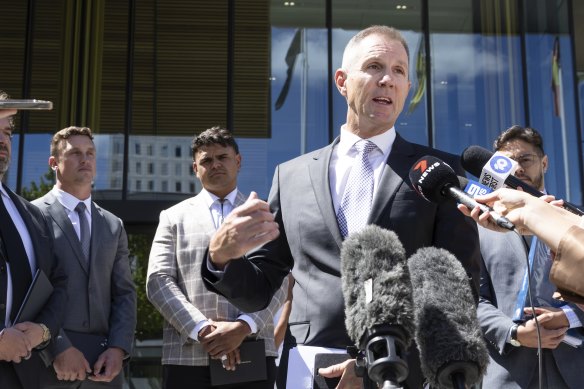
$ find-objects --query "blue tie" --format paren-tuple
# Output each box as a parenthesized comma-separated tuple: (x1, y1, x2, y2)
(75, 202, 91, 264)
(337, 140, 377, 238)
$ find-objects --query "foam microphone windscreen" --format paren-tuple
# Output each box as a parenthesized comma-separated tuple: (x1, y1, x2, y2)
(341, 225, 415, 348)
(409, 155, 460, 204)
(408, 247, 489, 389)
(460, 145, 492, 178)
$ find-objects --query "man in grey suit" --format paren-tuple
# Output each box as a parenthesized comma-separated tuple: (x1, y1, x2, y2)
(202, 26, 481, 388)
(0, 93, 67, 389)
(477, 125, 584, 388)
(147, 126, 287, 389)
(32, 126, 136, 388)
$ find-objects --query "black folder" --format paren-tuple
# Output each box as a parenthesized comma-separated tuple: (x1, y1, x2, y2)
(209, 339, 267, 386)
(14, 268, 53, 323)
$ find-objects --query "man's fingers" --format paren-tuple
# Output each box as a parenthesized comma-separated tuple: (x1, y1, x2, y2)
(318, 359, 352, 378)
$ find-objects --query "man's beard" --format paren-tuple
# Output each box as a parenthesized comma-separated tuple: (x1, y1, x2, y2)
(0, 145, 9, 178)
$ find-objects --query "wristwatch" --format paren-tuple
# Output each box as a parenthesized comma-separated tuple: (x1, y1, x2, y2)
(37, 323, 51, 349)
(509, 324, 521, 347)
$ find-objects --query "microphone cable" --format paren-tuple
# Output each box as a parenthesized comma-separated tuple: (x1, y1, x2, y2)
(514, 228, 543, 389)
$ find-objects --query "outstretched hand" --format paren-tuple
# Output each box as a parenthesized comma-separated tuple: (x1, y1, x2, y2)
(209, 191, 279, 269)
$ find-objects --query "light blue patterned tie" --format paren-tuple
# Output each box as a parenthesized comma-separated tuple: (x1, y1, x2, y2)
(337, 140, 377, 238)
(75, 202, 91, 264)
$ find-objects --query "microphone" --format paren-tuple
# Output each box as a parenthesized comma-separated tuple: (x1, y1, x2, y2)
(341, 225, 415, 388)
(408, 247, 489, 389)
(409, 155, 515, 230)
(461, 145, 584, 216)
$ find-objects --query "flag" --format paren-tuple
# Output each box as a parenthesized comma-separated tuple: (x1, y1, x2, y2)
(407, 36, 426, 114)
(551, 36, 561, 117)
(275, 29, 302, 110)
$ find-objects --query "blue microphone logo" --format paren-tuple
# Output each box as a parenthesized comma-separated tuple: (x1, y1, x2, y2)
(489, 155, 513, 174)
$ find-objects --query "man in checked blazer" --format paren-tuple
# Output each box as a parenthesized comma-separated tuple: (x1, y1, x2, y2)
(32, 126, 136, 388)
(146, 126, 287, 389)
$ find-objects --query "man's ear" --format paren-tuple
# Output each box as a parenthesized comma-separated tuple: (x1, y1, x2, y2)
(335, 69, 347, 96)
(192, 161, 198, 175)
(49, 156, 58, 171)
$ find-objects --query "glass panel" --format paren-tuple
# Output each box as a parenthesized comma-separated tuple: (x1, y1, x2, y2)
(524, 0, 581, 204)
(332, 0, 426, 145)
(126, 230, 163, 388)
(267, 0, 328, 199)
(429, 0, 525, 155)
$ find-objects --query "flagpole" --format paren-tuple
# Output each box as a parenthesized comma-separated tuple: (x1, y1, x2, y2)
(300, 28, 307, 155)
(558, 66, 571, 201)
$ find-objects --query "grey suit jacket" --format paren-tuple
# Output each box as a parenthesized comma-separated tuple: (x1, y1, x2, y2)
(204, 134, 481, 388)
(32, 191, 136, 359)
(147, 191, 287, 366)
(478, 226, 584, 388)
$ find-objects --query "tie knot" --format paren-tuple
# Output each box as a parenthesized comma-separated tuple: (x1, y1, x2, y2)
(354, 140, 377, 156)
(75, 202, 87, 213)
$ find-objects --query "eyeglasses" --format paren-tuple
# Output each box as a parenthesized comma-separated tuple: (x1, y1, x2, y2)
(509, 153, 541, 169)
(0, 130, 13, 141)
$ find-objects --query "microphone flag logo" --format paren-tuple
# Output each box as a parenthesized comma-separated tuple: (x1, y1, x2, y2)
(413, 159, 428, 173)
(489, 154, 514, 174)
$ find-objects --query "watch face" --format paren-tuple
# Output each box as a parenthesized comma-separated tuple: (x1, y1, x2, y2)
(510, 338, 521, 347)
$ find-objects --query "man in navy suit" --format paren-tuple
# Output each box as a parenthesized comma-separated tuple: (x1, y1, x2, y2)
(202, 26, 481, 388)
(0, 90, 67, 389)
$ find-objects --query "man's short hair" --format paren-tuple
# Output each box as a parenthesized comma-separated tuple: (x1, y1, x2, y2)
(191, 126, 239, 161)
(0, 90, 15, 130)
(493, 125, 545, 156)
(342, 25, 409, 69)
(51, 126, 94, 157)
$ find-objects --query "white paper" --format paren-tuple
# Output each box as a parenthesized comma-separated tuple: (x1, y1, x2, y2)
(286, 345, 347, 389)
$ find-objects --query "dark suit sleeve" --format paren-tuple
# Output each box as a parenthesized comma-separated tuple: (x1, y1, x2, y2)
(106, 219, 137, 355)
(202, 165, 293, 312)
(432, 157, 482, 298)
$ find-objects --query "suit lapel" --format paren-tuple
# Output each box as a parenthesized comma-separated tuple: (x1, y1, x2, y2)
(44, 193, 89, 274)
(369, 133, 414, 224)
(308, 139, 343, 249)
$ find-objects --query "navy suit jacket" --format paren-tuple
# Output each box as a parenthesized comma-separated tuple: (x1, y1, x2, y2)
(0, 185, 67, 389)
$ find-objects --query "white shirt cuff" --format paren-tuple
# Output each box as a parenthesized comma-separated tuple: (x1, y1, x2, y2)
(206, 255, 229, 276)
(236, 315, 257, 335)
(561, 306, 582, 328)
(191, 319, 211, 341)
(580, 215, 584, 228)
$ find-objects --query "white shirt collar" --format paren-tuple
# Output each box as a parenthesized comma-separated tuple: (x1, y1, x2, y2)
(337, 125, 395, 159)
(51, 187, 92, 213)
(200, 187, 238, 210)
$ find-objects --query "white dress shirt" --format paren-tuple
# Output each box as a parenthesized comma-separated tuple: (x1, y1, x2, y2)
(329, 125, 396, 213)
(51, 187, 92, 240)
(192, 187, 258, 340)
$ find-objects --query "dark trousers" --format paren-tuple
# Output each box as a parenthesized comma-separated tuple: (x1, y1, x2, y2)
(163, 357, 277, 389)
(0, 361, 24, 389)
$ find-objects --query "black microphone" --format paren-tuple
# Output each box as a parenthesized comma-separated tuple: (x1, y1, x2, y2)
(409, 155, 515, 230)
(408, 247, 489, 389)
(461, 145, 584, 216)
(341, 225, 415, 388)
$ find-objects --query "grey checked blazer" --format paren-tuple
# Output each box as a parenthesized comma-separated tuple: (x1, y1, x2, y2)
(146, 191, 287, 366)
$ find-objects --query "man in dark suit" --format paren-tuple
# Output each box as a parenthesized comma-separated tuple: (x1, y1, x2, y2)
(0, 91, 67, 389)
(475, 126, 584, 388)
(202, 26, 481, 388)
(32, 126, 136, 388)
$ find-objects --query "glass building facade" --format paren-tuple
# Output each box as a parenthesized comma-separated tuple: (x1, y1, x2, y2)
(1, 0, 583, 387)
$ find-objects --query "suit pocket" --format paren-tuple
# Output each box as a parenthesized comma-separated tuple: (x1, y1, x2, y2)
(289, 321, 310, 345)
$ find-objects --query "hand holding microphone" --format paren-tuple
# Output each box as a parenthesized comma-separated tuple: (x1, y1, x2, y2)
(461, 145, 584, 216)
